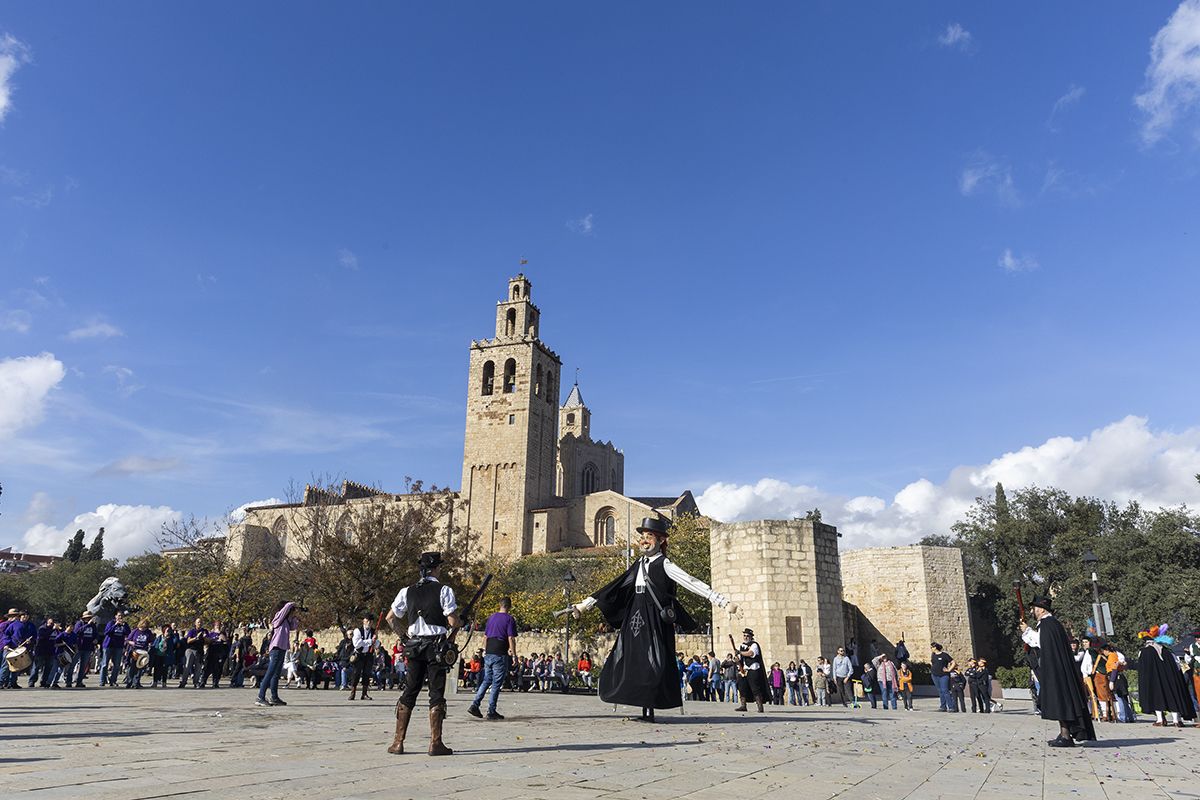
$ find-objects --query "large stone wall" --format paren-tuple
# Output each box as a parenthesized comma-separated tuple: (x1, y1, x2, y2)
(709, 520, 845, 666)
(840, 545, 975, 664)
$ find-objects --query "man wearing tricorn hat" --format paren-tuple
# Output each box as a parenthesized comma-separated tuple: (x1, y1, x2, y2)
(385, 551, 460, 756)
(735, 627, 768, 713)
(1019, 595, 1096, 746)
(571, 517, 739, 722)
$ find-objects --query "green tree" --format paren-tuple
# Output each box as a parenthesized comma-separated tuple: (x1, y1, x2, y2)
(63, 529, 86, 563)
(84, 528, 105, 562)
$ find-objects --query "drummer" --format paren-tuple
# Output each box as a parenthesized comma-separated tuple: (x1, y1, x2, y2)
(0, 608, 18, 689)
(127, 619, 155, 689)
(2, 611, 37, 688)
(50, 622, 76, 689)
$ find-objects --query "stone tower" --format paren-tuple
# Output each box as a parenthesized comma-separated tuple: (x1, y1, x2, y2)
(461, 275, 563, 559)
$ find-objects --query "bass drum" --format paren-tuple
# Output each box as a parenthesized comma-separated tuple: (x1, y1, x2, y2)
(4, 646, 32, 673)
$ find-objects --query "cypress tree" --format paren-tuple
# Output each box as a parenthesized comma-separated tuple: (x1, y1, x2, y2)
(63, 529, 86, 562)
(85, 528, 105, 562)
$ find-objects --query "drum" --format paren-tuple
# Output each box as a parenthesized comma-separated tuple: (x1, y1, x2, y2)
(134, 649, 151, 670)
(4, 646, 32, 673)
(57, 648, 75, 669)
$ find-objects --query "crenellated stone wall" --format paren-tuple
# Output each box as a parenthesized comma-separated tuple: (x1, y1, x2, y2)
(840, 545, 975, 664)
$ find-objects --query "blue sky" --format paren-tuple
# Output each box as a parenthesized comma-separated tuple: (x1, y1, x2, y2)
(3, 3, 1200, 559)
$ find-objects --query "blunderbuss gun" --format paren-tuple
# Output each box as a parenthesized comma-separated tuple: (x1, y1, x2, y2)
(728, 634, 747, 677)
(1014, 580, 1029, 653)
(434, 573, 492, 667)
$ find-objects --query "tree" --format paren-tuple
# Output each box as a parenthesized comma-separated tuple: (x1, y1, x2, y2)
(273, 477, 475, 628)
(84, 528, 105, 562)
(63, 529, 86, 563)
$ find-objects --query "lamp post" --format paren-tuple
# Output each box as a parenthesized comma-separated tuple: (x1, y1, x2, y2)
(563, 569, 576, 690)
(1082, 550, 1110, 636)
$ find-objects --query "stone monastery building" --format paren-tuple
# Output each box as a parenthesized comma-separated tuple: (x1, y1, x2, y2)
(231, 274, 976, 664)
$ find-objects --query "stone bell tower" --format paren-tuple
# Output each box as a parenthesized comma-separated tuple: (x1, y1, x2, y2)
(461, 274, 562, 559)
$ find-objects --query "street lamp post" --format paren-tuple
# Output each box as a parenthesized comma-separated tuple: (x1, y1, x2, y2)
(563, 570, 576, 691)
(1082, 550, 1111, 636)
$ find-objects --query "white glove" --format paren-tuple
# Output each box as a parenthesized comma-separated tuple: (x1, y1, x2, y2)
(727, 603, 739, 615)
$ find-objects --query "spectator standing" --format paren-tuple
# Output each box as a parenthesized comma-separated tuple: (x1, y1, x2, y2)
(861, 658, 877, 709)
(348, 616, 377, 700)
(468, 596, 517, 720)
(723, 655, 739, 705)
(768, 662, 785, 705)
(832, 647, 853, 707)
(875, 654, 898, 710)
(797, 659, 814, 706)
(930, 642, 953, 712)
(949, 665, 967, 712)
(201, 621, 229, 689)
(898, 661, 914, 711)
(971, 658, 993, 714)
(178, 619, 207, 689)
(785, 662, 800, 705)
(255, 600, 299, 707)
(815, 656, 832, 706)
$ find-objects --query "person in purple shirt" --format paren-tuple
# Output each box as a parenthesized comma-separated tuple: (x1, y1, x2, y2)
(256, 601, 299, 707)
(2, 610, 37, 688)
(50, 624, 76, 689)
(179, 618, 208, 689)
(126, 619, 155, 689)
(71, 612, 100, 688)
(468, 596, 518, 720)
(28, 616, 56, 688)
(99, 612, 131, 687)
(0, 609, 14, 689)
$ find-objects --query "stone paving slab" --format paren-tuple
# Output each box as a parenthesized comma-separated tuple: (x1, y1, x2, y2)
(1, 685, 1196, 800)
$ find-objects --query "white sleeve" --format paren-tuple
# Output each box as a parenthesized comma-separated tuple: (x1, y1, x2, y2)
(352, 629, 363, 648)
(440, 585, 457, 616)
(577, 596, 598, 611)
(390, 588, 408, 619)
(663, 558, 729, 607)
(1021, 627, 1040, 648)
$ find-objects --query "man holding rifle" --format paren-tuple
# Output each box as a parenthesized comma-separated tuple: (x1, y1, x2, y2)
(385, 551, 461, 756)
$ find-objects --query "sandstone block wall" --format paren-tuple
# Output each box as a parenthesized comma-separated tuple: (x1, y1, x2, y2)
(840, 545, 975, 664)
(709, 520, 845, 666)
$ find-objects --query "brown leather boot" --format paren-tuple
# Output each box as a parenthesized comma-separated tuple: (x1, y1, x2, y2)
(428, 704, 453, 756)
(387, 702, 413, 754)
(756, 700, 765, 713)
(735, 702, 748, 711)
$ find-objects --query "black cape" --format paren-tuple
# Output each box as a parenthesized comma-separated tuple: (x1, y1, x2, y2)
(1137, 643, 1196, 718)
(590, 556, 698, 710)
(1033, 615, 1096, 741)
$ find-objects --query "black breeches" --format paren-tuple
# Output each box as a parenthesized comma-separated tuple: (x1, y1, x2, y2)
(399, 654, 446, 709)
(738, 672, 767, 703)
(350, 654, 375, 689)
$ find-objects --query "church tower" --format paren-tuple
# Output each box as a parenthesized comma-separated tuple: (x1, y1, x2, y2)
(461, 274, 562, 559)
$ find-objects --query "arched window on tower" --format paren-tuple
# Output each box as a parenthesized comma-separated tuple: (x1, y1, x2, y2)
(547, 370, 555, 404)
(271, 516, 288, 559)
(481, 360, 495, 396)
(535, 364, 543, 397)
(527, 311, 537, 338)
(581, 462, 597, 494)
(505, 308, 516, 336)
(512, 284, 521, 300)
(503, 358, 517, 393)
(566, 413, 575, 426)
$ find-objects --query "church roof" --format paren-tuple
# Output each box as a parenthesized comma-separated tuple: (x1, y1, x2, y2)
(563, 382, 585, 408)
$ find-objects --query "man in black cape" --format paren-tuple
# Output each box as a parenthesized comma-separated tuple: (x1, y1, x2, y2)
(1019, 595, 1096, 746)
(1137, 625, 1196, 729)
(572, 517, 736, 722)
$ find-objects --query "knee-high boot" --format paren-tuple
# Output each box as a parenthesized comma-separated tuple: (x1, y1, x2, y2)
(387, 702, 412, 754)
(429, 703, 452, 756)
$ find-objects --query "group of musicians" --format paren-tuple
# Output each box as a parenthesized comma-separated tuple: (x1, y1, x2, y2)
(0, 607, 240, 690)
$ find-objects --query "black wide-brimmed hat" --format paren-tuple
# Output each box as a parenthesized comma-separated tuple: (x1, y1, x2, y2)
(1030, 595, 1053, 613)
(742, 628, 754, 636)
(636, 517, 668, 536)
(418, 551, 444, 570)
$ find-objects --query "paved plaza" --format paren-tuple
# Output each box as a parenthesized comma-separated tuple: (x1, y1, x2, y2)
(2, 686, 1196, 800)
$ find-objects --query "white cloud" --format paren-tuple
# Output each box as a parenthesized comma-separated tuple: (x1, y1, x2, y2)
(0, 352, 64, 439)
(338, 248, 359, 270)
(959, 153, 1019, 206)
(567, 213, 595, 235)
(997, 248, 1039, 273)
(12, 185, 52, 208)
(938, 23, 973, 51)
(95, 455, 182, 477)
(1135, 0, 1200, 145)
(1048, 84, 1086, 132)
(697, 416, 1200, 549)
(21, 503, 182, 561)
(228, 497, 284, 523)
(103, 364, 143, 396)
(0, 309, 31, 333)
(66, 319, 123, 340)
(0, 33, 31, 124)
